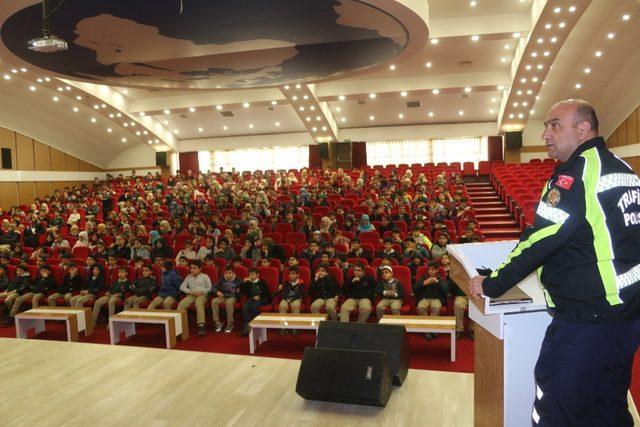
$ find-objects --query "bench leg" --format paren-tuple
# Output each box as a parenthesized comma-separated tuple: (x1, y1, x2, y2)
(109, 320, 121, 345)
(249, 328, 255, 354)
(451, 331, 456, 362)
(257, 327, 267, 345)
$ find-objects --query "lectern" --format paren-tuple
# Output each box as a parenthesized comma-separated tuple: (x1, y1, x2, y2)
(448, 241, 552, 427)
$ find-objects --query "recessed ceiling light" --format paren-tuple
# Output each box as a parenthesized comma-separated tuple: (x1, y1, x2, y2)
(518, 113, 524, 119)
(249, 124, 254, 128)
(91, 118, 96, 123)
(509, 113, 515, 119)
(116, 113, 121, 117)
(163, 120, 168, 125)
(198, 127, 203, 132)
(188, 107, 196, 113)
(531, 52, 538, 57)
(303, 95, 309, 100)
(400, 91, 407, 97)
(305, 117, 311, 122)
(543, 51, 550, 57)
(471, 35, 479, 41)
(130, 122, 135, 126)
(489, 109, 494, 114)
(537, 64, 544, 70)
(143, 130, 148, 135)
(607, 33, 615, 39)
(123, 123, 128, 127)
(270, 101, 277, 106)
(123, 89, 128, 94)
(65, 86, 71, 91)
(558, 22, 566, 28)
(537, 38, 544, 44)
(340, 118, 346, 123)
(173, 129, 179, 134)
(520, 78, 527, 83)
(369, 115, 375, 121)
(513, 102, 519, 107)
(136, 131, 141, 136)
(550, 37, 558, 43)
(29, 85, 36, 91)
(553, 7, 561, 13)
(430, 38, 439, 45)
(284, 85, 290, 90)
(216, 105, 223, 110)
(470, 0, 477, 6)
(322, 126, 327, 131)
(501, 57, 507, 63)
(52, 96, 59, 102)
(458, 110, 464, 116)
(525, 64, 532, 70)
(316, 116, 321, 121)
(107, 128, 112, 133)
(275, 122, 280, 127)
(10, 69, 17, 74)
(44, 77, 50, 81)
(527, 90, 532, 95)
(222, 126, 228, 131)
(338, 95, 346, 101)
(584, 67, 591, 74)
(109, 113, 114, 118)
(622, 14, 630, 21)
(522, 101, 528, 107)
(139, 112, 145, 116)
(72, 107, 78, 112)
(504, 44, 511, 50)
(432, 89, 440, 95)
(121, 138, 127, 143)
(389, 64, 396, 70)
(243, 102, 250, 108)
(398, 113, 404, 119)
(101, 104, 106, 108)
(516, 90, 523, 95)
(497, 85, 505, 90)
(37, 78, 43, 83)
(335, 106, 342, 112)
(369, 93, 376, 99)
(163, 109, 170, 115)
(292, 95, 298, 101)
(310, 106, 316, 111)
(299, 106, 305, 111)
(148, 140, 152, 144)
(94, 105, 100, 110)
(595, 51, 603, 57)
(428, 112, 434, 118)
(57, 87, 63, 92)
(295, 84, 301, 89)
(464, 87, 471, 93)
(530, 110, 535, 114)
(512, 32, 521, 38)
(532, 77, 539, 82)
(425, 62, 432, 68)
(491, 97, 497, 102)
(20, 68, 27, 72)
(575, 83, 582, 89)
(312, 126, 317, 132)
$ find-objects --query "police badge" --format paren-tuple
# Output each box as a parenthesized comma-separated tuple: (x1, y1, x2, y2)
(546, 188, 561, 207)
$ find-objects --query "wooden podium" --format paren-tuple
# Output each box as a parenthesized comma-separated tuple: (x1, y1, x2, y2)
(448, 242, 552, 427)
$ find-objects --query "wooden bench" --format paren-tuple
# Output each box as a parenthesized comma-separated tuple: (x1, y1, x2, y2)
(379, 315, 457, 361)
(15, 307, 93, 342)
(248, 313, 327, 354)
(109, 309, 189, 349)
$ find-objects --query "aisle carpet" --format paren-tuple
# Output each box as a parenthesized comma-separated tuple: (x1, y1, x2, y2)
(1, 318, 639, 409)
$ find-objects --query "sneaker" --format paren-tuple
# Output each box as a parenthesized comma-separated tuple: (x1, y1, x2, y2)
(197, 323, 206, 336)
(240, 326, 250, 337)
(224, 324, 234, 333)
(214, 322, 224, 333)
(279, 328, 289, 336)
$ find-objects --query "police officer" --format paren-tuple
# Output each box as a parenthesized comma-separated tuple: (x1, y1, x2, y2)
(469, 99, 640, 426)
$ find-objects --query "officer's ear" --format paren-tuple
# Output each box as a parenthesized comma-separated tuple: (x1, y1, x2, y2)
(576, 119, 592, 140)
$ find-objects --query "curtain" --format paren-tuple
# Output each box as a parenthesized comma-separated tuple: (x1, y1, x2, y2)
(366, 139, 429, 166)
(210, 145, 309, 172)
(431, 137, 488, 168)
(178, 152, 199, 175)
(488, 135, 504, 162)
(351, 142, 367, 168)
(308, 144, 322, 169)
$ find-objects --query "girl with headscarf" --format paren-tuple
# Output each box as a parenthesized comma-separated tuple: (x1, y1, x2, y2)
(72, 231, 90, 250)
(357, 214, 376, 233)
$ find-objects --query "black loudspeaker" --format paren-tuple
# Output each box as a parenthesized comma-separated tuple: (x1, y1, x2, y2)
(505, 131, 523, 149)
(316, 322, 409, 386)
(1, 148, 11, 169)
(296, 347, 393, 407)
(155, 151, 167, 167)
(319, 142, 329, 159)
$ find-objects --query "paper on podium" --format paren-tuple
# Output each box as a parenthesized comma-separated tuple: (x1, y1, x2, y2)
(448, 241, 549, 315)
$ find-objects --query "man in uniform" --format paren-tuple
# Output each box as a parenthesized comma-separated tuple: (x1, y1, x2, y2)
(469, 99, 640, 426)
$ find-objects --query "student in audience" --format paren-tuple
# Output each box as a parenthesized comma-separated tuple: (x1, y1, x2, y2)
(70, 264, 104, 307)
(124, 264, 156, 310)
(430, 234, 450, 259)
(277, 266, 304, 335)
(340, 262, 375, 323)
(240, 267, 271, 337)
(130, 238, 151, 260)
(357, 214, 375, 233)
(48, 263, 83, 306)
(147, 261, 182, 310)
(177, 259, 212, 336)
(92, 266, 130, 323)
(414, 262, 446, 338)
(211, 265, 241, 333)
(300, 241, 321, 265)
(109, 235, 130, 259)
(0, 265, 10, 295)
(309, 264, 339, 321)
(440, 254, 473, 339)
(151, 237, 173, 262)
(375, 265, 404, 319)
(3, 265, 33, 323)
(175, 241, 197, 264)
(348, 238, 372, 262)
(376, 238, 401, 262)
(214, 238, 236, 261)
(30, 265, 56, 308)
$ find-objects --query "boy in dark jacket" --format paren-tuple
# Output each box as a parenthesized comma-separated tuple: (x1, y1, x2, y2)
(70, 265, 104, 307)
(211, 266, 242, 333)
(92, 266, 130, 323)
(414, 261, 445, 317)
(4, 265, 33, 322)
(375, 265, 404, 319)
(148, 261, 182, 310)
(124, 264, 157, 309)
(30, 265, 56, 308)
(0, 265, 9, 292)
(277, 266, 304, 335)
(309, 264, 339, 321)
(47, 263, 83, 306)
(340, 262, 375, 323)
(240, 268, 272, 336)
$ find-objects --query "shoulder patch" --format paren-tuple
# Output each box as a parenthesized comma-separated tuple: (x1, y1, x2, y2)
(546, 188, 561, 207)
(555, 175, 574, 190)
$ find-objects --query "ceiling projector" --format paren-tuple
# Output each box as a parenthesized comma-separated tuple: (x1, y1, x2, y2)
(28, 34, 68, 53)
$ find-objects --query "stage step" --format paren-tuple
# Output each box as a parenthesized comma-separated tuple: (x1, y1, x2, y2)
(471, 201, 504, 208)
(470, 196, 501, 202)
(482, 228, 523, 236)
(475, 213, 513, 221)
(478, 220, 520, 229)
(475, 207, 510, 214)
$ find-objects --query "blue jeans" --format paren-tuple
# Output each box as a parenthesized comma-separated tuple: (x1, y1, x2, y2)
(533, 317, 640, 426)
(242, 299, 266, 326)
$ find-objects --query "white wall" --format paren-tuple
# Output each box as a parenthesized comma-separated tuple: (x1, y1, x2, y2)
(107, 144, 158, 169)
(522, 120, 544, 146)
(178, 132, 314, 152)
(338, 122, 499, 142)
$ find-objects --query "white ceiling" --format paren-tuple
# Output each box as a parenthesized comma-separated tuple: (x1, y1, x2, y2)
(0, 0, 637, 167)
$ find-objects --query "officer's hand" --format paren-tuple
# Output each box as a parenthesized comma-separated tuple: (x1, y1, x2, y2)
(469, 276, 485, 300)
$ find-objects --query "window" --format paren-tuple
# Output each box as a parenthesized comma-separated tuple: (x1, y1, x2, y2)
(367, 137, 488, 167)
(209, 145, 309, 172)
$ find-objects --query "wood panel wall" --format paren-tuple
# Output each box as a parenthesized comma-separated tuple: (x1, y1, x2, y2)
(607, 105, 640, 175)
(0, 125, 104, 209)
